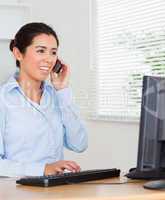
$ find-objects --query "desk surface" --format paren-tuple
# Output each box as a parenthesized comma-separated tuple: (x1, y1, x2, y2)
(1, 177, 165, 200)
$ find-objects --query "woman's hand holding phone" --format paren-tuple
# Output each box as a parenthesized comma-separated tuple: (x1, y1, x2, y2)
(50, 60, 70, 90)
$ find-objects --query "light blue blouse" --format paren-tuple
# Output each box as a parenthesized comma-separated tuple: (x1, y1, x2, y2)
(0, 72, 88, 177)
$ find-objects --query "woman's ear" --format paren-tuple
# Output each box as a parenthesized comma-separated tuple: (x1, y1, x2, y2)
(12, 47, 23, 62)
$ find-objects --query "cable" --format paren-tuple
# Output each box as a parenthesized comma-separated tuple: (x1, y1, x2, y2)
(78, 180, 142, 185)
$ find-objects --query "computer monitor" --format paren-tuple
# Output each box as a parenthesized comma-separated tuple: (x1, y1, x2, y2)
(126, 75, 165, 180)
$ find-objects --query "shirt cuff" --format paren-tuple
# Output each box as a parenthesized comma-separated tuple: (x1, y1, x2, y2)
(56, 87, 72, 107)
(24, 162, 46, 176)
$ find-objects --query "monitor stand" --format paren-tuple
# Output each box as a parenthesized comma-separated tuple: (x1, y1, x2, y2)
(126, 168, 165, 179)
(144, 180, 165, 190)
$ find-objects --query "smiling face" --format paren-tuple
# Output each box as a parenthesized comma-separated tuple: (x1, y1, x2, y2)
(13, 33, 58, 82)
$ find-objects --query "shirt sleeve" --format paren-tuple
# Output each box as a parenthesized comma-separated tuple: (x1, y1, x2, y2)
(0, 103, 45, 177)
(56, 87, 88, 153)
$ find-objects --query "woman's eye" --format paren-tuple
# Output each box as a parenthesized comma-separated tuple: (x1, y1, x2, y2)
(52, 51, 57, 56)
(37, 49, 45, 53)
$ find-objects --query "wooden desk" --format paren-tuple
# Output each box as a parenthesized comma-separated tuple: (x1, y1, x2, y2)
(0, 177, 165, 200)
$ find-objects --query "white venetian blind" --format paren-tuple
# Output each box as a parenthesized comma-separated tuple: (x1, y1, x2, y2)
(90, 0, 165, 121)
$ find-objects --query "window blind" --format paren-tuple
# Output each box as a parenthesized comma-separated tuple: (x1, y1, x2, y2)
(90, 0, 165, 121)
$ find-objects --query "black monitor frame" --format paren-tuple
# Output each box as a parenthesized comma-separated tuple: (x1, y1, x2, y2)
(126, 75, 165, 179)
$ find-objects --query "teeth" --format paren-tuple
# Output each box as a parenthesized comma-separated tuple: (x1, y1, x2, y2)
(40, 67, 49, 71)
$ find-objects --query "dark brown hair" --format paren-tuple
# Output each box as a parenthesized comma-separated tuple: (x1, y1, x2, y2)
(9, 22, 59, 67)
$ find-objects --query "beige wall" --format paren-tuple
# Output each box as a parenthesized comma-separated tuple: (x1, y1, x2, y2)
(65, 120, 139, 172)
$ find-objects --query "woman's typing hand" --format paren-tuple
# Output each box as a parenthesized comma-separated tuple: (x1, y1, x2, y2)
(44, 160, 81, 176)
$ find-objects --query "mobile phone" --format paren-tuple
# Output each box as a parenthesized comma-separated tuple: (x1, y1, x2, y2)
(52, 59, 63, 73)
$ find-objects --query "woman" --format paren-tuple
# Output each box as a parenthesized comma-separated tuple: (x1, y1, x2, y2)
(0, 22, 88, 177)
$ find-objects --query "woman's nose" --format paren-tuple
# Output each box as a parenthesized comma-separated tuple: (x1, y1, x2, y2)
(44, 54, 53, 63)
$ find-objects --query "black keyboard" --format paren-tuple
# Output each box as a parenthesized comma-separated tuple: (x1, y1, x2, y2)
(16, 168, 120, 187)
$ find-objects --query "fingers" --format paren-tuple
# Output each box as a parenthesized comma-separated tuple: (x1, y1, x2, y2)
(50, 63, 70, 90)
(44, 160, 81, 176)
(60, 64, 70, 77)
(50, 63, 70, 78)
(63, 161, 81, 172)
(53, 167, 63, 175)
